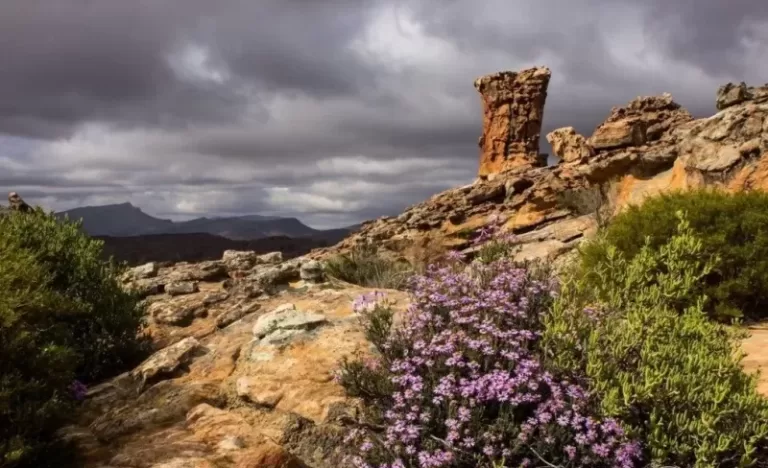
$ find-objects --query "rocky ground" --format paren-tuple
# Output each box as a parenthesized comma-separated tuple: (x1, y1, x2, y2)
(60, 247, 768, 468)
(61, 251, 411, 468)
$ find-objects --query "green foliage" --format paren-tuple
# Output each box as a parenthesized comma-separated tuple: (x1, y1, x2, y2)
(578, 189, 768, 321)
(0, 209, 149, 466)
(324, 244, 414, 289)
(543, 212, 768, 467)
(474, 237, 519, 264)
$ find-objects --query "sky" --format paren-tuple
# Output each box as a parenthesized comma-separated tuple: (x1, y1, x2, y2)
(1, 0, 767, 229)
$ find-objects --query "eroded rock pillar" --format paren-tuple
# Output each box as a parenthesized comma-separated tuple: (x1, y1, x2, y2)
(474, 67, 551, 177)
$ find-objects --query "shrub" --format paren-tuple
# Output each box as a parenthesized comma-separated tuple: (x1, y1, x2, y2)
(578, 189, 768, 321)
(0, 209, 149, 466)
(325, 244, 414, 289)
(337, 256, 641, 467)
(543, 212, 768, 467)
(471, 216, 520, 264)
(0, 238, 79, 467)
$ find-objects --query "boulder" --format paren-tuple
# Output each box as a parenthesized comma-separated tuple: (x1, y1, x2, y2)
(252, 303, 328, 344)
(131, 337, 201, 386)
(221, 250, 260, 271)
(547, 126, 594, 164)
(129, 262, 159, 280)
(166, 281, 200, 297)
(589, 118, 647, 150)
(299, 259, 325, 283)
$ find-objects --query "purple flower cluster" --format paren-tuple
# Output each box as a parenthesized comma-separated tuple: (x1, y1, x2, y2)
(69, 380, 87, 401)
(472, 214, 516, 247)
(345, 259, 641, 468)
(353, 291, 388, 315)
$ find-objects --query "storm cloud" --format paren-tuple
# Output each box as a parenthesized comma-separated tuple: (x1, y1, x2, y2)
(1, 0, 767, 227)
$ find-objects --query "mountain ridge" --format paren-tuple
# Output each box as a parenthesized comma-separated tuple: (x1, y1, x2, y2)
(56, 202, 358, 240)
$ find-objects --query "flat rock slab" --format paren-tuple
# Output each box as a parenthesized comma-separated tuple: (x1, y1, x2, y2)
(252, 303, 328, 340)
(132, 337, 201, 385)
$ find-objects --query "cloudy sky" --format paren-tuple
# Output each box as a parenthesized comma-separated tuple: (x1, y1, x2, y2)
(2, 0, 767, 228)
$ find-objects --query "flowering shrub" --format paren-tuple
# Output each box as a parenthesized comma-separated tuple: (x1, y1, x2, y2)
(338, 255, 641, 467)
(544, 212, 768, 466)
(471, 215, 520, 264)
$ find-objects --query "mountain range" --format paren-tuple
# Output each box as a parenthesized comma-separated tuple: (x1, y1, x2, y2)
(56, 202, 358, 241)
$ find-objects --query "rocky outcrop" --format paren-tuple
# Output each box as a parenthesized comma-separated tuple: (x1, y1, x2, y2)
(547, 126, 594, 164)
(62, 248, 412, 467)
(310, 74, 768, 273)
(0, 191, 32, 216)
(8, 191, 32, 213)
(474, 67, 551, 177)
(716, 82, 768, 111)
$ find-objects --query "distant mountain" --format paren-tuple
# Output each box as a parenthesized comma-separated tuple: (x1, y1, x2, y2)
(56, 202, 358, 241)
(95, 232, 338, 266)
(57, 203, 175, 237)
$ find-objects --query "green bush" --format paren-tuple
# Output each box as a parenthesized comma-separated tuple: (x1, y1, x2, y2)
(324, 244, 413, 289)
(578, 189, 768, 321)
(0, 209, 149, 466)
(543, 212, 768, 467)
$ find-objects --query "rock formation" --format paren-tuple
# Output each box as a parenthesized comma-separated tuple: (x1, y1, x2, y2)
(474, 67, 551, 177)
(313, 76, 768, 272)
(59, 251, 412, 467)
(546, 126, 594, 164)
(7, 191, 31, 213)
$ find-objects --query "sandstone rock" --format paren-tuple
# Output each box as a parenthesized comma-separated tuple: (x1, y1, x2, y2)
(132, 337, 201, 386)
(598, 92, 693, 142)
(166, 281, 200, 296)
(229, 281, 265, 300)
(8, 191, 32, 212)
(688, 143, 743, 172)
(257, 251, 283, 264)
(299, 259, 325, 283)
(90, 381, 223, 443)
(130, 262, 159, 280)
(717, 82, 750, 110)
(215, 303, 261, 329)
(474, 67, 551, 176)
(222, 250, 260, 271)
(252, 303, 328, 343)
(217, 435, 246, 451)
(547, 126, 594, 163)
(130, 277, 166, 298)
(248, 263, 300, 293)
(466, 183, 505, 205)
(589, 118, 648, 150)
(504, 177, 535, 197)
(236, 376, 284, 407)
(150, 300, 206, 326)
(170, 261, 228, 282)
(202, 291, 229, 307)
(151, 458, 216, 468)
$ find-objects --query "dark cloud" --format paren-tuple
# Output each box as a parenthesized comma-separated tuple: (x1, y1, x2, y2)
(0, 0, 766, 227)
(0, 0, 380, 137)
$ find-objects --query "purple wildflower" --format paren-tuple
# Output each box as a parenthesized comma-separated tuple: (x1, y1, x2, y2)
(69, 380, 87, 401)
(339, 256, 642, 467)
